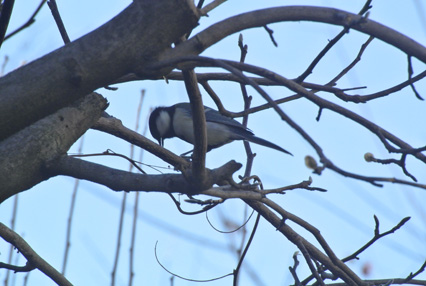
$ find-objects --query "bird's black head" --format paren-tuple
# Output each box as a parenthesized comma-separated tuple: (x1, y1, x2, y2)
(149, 106, 175, 147)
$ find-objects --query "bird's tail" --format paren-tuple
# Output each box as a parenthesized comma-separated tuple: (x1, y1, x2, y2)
(245, 134, 293, 155)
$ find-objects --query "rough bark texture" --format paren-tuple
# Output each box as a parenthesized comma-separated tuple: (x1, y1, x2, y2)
(0, 93, 107, 202)
(0, 0, 199, 202)
(0, 0, 199, 141)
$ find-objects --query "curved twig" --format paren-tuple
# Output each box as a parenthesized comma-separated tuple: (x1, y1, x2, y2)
(160, 6, 426, 64)
(206, 209, 255, 234)
(168, 193, 220, 215)
(154, 241, 233, 282)
(233, 213, 261, 286)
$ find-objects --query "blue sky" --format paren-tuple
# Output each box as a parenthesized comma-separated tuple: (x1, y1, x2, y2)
(1, 1, 426, 285)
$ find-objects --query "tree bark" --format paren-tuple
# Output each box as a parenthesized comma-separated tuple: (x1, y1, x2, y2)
(0, 0, 199, 141)
(0, 93, 107, 202)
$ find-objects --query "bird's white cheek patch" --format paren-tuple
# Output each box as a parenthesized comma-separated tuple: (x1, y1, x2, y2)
(156, 111, 171, 136)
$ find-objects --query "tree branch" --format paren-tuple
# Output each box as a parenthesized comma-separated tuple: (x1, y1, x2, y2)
(45, 156, 242, 195)
(182, 69, 209, 189)
(4, 0, 46, 41)
(0, 0, 199, 141)
(0, 0, 15, 49)
(244, 200, 364, 286)
(0, 222, 72, 286)
(47, 0, 71, 44)
(91, 114, 190, 170)
(158, 6, 426, 66)
(0, 93, 107, 202)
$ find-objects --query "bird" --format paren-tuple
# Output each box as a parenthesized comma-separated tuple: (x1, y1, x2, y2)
(149, 102, 292, 155)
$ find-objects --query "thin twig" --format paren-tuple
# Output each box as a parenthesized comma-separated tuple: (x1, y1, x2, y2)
(407, 55, 424, 100)
(296, 239, 325, 286)
(47, 0, 70, 44)
(62, 136, 85, 275)
(326, 36, 374, 87)
(405, 260, 426, 282)
(233, 213, 261, 286)
(365, 152, 417, 182)
(4, 0, 46, 41)
(206, 209, 255, 234)
(4, 192, 19, 285)
(237, 33, 255, 178)
(111, 193, 127, 286)
(155, 241, 233, 282)
(129, 89, 145, 286)
(342, 216, 411, 262)
(150, 55, 426, 189)
(302, 216, 412, 285)
(289, 252, 301, 286)
(0, 262, 35, 273)
(169, 193, 221, 215)
(71, 150, 147, 174)
(182, 69, 208, 189)
(296, 0, 372, 82)
(0, 0, 15, 49)
(263, 25, 278, 47)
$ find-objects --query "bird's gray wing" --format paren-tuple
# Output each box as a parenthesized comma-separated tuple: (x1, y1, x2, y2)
(174, 102, 254, 136)
(204, 106, 254, 134)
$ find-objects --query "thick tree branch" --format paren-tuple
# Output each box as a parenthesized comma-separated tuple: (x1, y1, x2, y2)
(156, 6, 426, 66)
(45, 156, 242, 194)
(0, 0, 199, 141)
(0, 93, 107, 202)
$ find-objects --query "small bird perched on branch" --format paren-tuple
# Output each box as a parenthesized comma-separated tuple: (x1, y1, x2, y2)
(149, 102, 292, 156)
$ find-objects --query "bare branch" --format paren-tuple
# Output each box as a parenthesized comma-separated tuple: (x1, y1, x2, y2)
(0, 0, 15, 49)
(92, 114, 190, 170)
(407, 55, 424, 100)
(62, 136, 85, 275)
(343, 216, 411, 262)
(326, 36, 374, 87)
(263, 25, 278, 47)
(244, 200, 364, 286)
(4, 0, 46, 41)
(46, 155, 242, 195)
(405, 260, 426, 283)
(0, 92, 107, 202)
(296, 0, 372, 82)
(160, 6, 426, 66)
(182, 69, 209, 189)
(0, 222, 72, 286)
(155, 241, 233, 282)
(233, 213, 261, 286)
(0, 261, 35, 273)
(47, 0, 71, 44)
